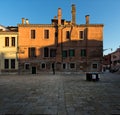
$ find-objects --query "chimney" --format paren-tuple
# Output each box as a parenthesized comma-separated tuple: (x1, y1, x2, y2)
(25, 19, 29, 24)
(71, 4, 76, 25)
(85, 15, 90, 24)
(22, 18, 25, 24)
(58, 8, 62, 25)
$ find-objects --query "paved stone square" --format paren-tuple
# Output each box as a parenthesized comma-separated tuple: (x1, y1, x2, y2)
(0, 72, 120, 115)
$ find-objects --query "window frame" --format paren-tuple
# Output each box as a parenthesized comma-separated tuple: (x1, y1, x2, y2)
(79, 31, 84, 40)
(81, 49, 86, 57)
(50, 49, 56, 57)
(28, 47, 36, 58)
(69, 63, 76, 69)
(25, 63, 30, 70)
(11, 59, 15, 69)
(41, 62, 46, 69)
(44, 47, 49, 57)
(4, 59, 9, 69)
(62, 50, 67, 58)
(5, 37, 9, 47)
(44, 30, 49, 39)
(31, 30, 36, 39)
(69, 49, 75, 57)
(11, 37, 15, 47)
(66, 31, 70, 39)
(92, 63, 98, 69)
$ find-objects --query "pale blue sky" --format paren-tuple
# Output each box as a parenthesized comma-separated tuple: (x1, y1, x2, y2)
(0, 0, 120, 55)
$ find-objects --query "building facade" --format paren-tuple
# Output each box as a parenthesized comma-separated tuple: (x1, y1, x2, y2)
(111, 48, 120, 72)
(0, 26, 18, 73)
(18, 5, 104, 74)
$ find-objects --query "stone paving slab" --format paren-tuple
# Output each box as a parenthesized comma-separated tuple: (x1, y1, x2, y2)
(0, 73, 120, 115)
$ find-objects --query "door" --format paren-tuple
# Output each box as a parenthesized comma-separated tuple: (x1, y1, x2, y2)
(32, 67, 36, 74)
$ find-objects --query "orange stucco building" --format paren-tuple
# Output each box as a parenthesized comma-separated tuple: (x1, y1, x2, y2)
(18, 4, 104, 74)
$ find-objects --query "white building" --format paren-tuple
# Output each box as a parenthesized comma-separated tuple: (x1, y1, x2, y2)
(0, 26, 18, 74)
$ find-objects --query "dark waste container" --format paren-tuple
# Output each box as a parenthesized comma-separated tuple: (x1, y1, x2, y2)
(86, 72, 92, 81)
(86, 72, 100, 81)
(92, 73, 100, 81)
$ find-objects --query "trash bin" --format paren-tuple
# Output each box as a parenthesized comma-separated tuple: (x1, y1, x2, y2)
(86, 72, 92, 81)
(86, 72, 100, 81)
(92, 72, 100, 81)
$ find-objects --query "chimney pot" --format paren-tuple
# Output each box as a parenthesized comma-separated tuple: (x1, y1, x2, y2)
(85, 15, 90, 24)
(26, 19, 29, 24)
(58, 8, 62, 25)
(71, 4, 76, 25)
(22, 18, 25, 24)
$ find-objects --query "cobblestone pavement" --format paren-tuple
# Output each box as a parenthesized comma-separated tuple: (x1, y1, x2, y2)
(0, 72, 120, 115)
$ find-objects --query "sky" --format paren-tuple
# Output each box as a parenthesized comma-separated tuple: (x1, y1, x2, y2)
(0, 0, 120, 55)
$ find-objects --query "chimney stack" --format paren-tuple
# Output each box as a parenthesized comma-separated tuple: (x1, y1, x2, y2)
(22, 18, 25, 24)
(25, 19, 29, 24)
(58, 8, 62, 25)
(71, 4, 76, 25)
(85, 15, 90, 24)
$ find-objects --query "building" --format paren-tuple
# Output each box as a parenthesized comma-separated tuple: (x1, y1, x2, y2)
(111, 48, 120, 72)
(18, 4, 104, 74)
(102, 54, 111, 71)
(0, 26, 18, 74)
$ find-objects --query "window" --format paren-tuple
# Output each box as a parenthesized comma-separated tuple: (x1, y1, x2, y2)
(44, 30, 49, 39)
(44, 47, 49, 57)
(11, 59, 15, 69)
(55, 32, 58, 38)
(25, 63, 30, 70)
(50, 49, 56, 57)
(62, 50, 67, 58)
(4, 59, 9, 69)
(11, 37, 15, 46)
(31, 30, 36, 39)
(69, 49, 75, 57)
(28, 47, 36, 57)
(92, 64, 98, 69)
(66, 31, 70, 39)
(41, 63, 46, 69)
(81, 49, 86, 57)
(70, 63, 75, 69)
(79, 31, 84, 40)
(5, 37, 9, 46)
(62, 63, 67, 69)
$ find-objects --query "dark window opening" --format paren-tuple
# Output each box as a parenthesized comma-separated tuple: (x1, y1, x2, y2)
(50, 49, 56, 57)
(79, 31, 84, 39)
(63, 63, 66, 69)
(70, 63, 75, 69)
(44, 47, 49, 57)
(92, 64, 97, 69)
(5, 37, 9, 47)
(81, 49, 86, 57)
(55, 32, 58, 38)
(41, 63, 46, 69)
(44, 30, 49, 39)
(62, 50, 67, 58)
(66, 31, 70, 39)
(31, 30, 36, 39)
(11, 37, 15, 46)
(4, 59, 9, 69)
(28, 47, 36, 57)
(69, 49, 75, 57)
(11, 59, 15, 69)
(25, 63, 30, 70)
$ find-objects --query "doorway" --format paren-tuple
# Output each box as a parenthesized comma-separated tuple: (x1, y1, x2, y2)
(32, 67, 36, 74)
